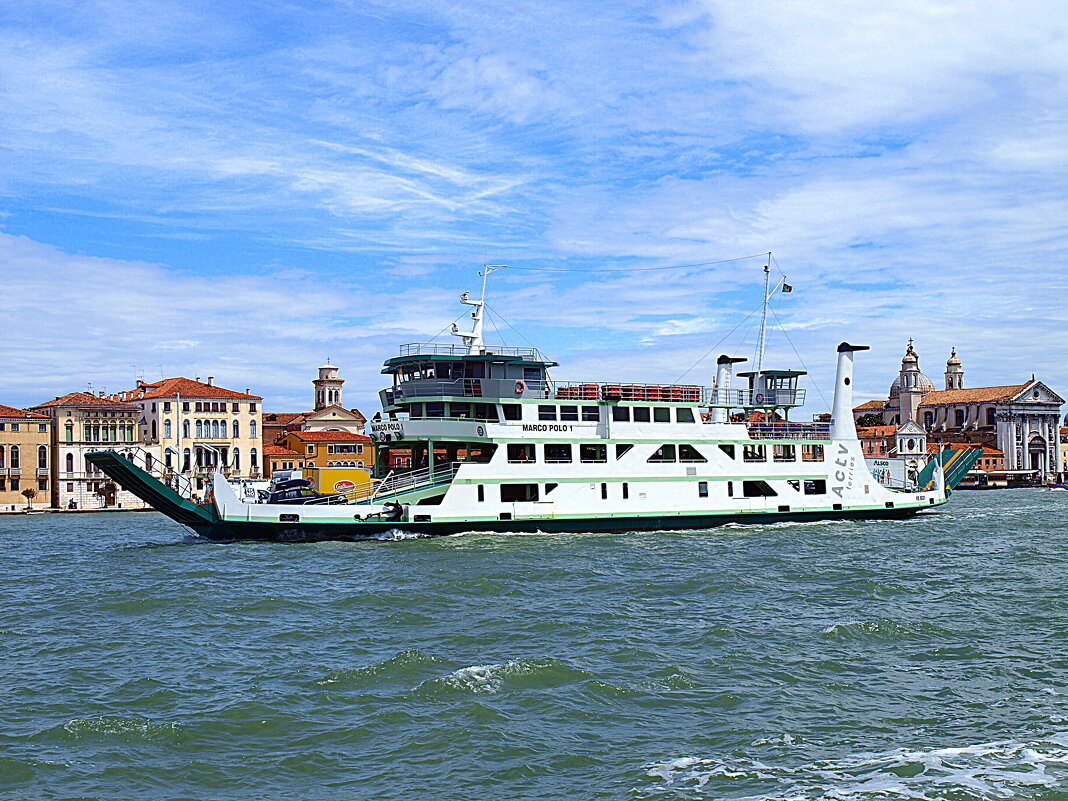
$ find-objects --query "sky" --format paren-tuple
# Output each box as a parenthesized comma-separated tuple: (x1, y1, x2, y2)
(1, 0, 1066, 415)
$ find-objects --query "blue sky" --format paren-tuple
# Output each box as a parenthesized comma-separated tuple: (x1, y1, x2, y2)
(1, 0, 1066, 414)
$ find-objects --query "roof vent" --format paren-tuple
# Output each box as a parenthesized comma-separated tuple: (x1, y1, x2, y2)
(207, 376, 215, 386)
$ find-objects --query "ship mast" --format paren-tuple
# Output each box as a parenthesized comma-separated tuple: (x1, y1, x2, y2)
(454, 264, 506, 354)
(755, 252, 772, 374)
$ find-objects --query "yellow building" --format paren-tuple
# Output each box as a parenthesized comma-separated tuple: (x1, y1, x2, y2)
(0, 403, 52, 511)
(278, 430, 373, 470)
(117, 376, 263, 494)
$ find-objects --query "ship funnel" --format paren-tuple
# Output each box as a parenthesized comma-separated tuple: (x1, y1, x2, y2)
(712, 355, 747, 424)
(830, 342, 869, 439)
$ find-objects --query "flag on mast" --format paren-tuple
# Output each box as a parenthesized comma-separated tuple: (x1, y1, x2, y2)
(782, 281, 793, 293)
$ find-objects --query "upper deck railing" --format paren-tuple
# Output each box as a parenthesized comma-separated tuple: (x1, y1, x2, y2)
(746, 422, 829, 440)
(398, 343, 545, 360)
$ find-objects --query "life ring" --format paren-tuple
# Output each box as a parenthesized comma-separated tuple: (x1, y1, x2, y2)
(755, 393, 765, 404)
(515, 380, 525, 394)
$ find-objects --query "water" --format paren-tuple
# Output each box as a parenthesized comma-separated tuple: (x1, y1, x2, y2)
(3, 490, 1068, 800)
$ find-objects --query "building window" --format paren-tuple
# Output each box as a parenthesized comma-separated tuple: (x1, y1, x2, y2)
(38, 445, 47, 469)
(924, 411, 934, 428)
(183, 402, 190, 412)
(65, 424, 73, 443)
(249, 420, 257, 439)
(233, 420, 240, 438)
(250, 403, 257, 413)
(66, 453, 73, 472)
(196, 420, 203, 438)
(233, 448, 240, 470)
(954, 409, 965, 427)
(39, 423, 47, 433)
(183, 420, 190, 438)
(195, 402, 203, 412)
(986, 408, 996, 426)
(165, 449, 173, 469)
(11, 423, 19, 432)
(10, 445, 19, 469)
(251, 448, 258, 469)
(307, 445, 314, 455)
(163, 420, 172, 439)
(163, 402, 171, 412)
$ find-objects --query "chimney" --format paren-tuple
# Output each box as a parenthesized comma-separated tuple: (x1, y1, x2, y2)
(245, 388, 250, 395)
(195, 375, 200, 382)
(712, 355, 747, 424)
(207, 376, 215, 386)
(830, 342, 870, 440)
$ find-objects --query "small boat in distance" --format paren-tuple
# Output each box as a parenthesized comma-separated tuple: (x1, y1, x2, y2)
(87, 265, 980, 541)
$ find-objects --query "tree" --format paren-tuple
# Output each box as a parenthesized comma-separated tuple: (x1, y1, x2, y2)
(20, 487, 37, 511)
(857, 412, 886, 427)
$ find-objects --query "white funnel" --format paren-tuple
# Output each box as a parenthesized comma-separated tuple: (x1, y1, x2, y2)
(830, 342, 869, 440)
(712, 355, 746, 424)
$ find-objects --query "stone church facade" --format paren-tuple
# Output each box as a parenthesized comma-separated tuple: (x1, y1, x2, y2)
(853, 343, 1063, 479)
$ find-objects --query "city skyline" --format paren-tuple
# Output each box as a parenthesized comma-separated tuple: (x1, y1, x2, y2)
(2, 1, 1065, 413)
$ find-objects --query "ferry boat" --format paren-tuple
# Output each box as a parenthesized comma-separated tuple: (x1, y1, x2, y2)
(87, 270, 973, 541)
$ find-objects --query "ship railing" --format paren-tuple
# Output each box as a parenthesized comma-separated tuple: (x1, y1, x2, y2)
(369, 462, 462, 500)
(398, 343, 545, 360)
(746, 422, 831, 440)
(710, 388, 806, 408)
(383, 378, 551, 405)
(105, 447, 196, 499)
(553, 382, 708, 403)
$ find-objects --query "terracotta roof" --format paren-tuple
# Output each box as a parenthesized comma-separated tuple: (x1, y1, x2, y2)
(0, 403, 48, 419)
(856, 425, 898, 437)
(919, 383, 1030, 406)
(32, 392, 138, 409)
(284, 430, 372, 442)
(262, 412, 306, 425)
(264, 444, 303, 456)
(124, 377, 261, 400)
(853, 399, 889, 411)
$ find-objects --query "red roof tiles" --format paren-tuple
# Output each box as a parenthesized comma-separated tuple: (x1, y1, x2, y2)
(32, 392, 138, 409)
(0, 403, 48, 419)
(263, 444, 303, 456)
(918, 383, 1030, 406)
(284, 430, 371, 442)
(124, 377, 261, 400)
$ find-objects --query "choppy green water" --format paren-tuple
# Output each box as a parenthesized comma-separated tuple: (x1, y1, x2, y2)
(3, 490, 1068, 800)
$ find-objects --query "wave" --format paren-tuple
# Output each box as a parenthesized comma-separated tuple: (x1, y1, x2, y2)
(639, 732, 1068, 799)
(38, 715, 186, 744)
(819, 618, 956, 642)
(413, 658, 592, 696)
(314, 649, 446, 688)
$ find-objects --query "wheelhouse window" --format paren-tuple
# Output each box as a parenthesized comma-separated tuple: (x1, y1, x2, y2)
(544, 443, 572, 463)
(653, 407, 671, 423)
(426, 402, 446, 418)
(580, 444, 607, 463)
(648, 444, 676, 462)
(742, 480, 777, 497)
(773, 444, 796, 462)
(409, 403, 423, 418)
(678, 444, 707, 463)
(449, 403, 472, 418)
(500, 483, 539, 502)
(538, 405, 557, 421)
(474, 403, 499, 422)
(676, 408, 695, 423)
(801, 444, 824, 462)
(507, 443, 535, 463)
(502, 404, 522, 421)
(612, 407, 630, 422)
(742, 444, 767, 462)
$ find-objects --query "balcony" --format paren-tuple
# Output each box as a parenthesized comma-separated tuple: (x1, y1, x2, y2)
(37, 468, 49, 477)
(382, 378, 551, 406)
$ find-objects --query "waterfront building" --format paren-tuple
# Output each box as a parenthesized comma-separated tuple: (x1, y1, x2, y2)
(262, 363, 367, 448)
(262, 444, 306, 480)
(0, 404, 51, 511)
(116, 377, 263, 492)
(277, 430, 373, 470)
(30, 392, 146, 509)
(853, 344, 1064, 481)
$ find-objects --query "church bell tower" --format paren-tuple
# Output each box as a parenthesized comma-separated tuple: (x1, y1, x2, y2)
(313, 362, 344, 411)
(945, 348, 964, 390)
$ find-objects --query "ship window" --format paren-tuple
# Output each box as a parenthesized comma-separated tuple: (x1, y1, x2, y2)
(653, 407, 671, 423)
(727, 481, 734, 497)
(475, 403, 499, 422)
(545, 483, 559, 494)
(467, 444, 497, 463)
(678, 444, 707, 463)
(450, 403, 472, 418)
(538, 405, 557, 421)
(544, 443, 572, 463)
(615, 444, 633, 459)
(742, 480, 777, 497)
(804, 479, 827, 495)
(426, 402, 446, 418)
(676, 408, 695, 423)
(560, 405, 579, 421)
(580, 444, 607, 463)
(523, 367, 542, 381)
(718, 444, 735, 460)
(787, 480, 800, 491)
(464, 362, 485, 378)
(507, 444, 535, 463)
(773, 444, 796, 462)
(409, 403, 423, 418)
(502, 404, 522, 421)
(612, 407, 630, 422)
(622, 482, 629, 499)
(802, 444, 824, 462)
(601, 483, 608, 499)
(500, 483, 538, 502)
(477, 485, 484, 502)
(743, 444, 767, 462)
(698, 481, 709, 497)
(582, 406, 599, 422)
(633, 407, 651, 423)
(648, 444, 676, 462)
